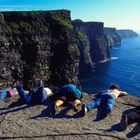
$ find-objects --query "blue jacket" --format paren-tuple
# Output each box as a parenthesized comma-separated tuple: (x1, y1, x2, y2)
(56, 84, 83, 99)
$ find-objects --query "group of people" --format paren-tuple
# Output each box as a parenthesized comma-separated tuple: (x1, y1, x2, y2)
(1, 80, 140, 133)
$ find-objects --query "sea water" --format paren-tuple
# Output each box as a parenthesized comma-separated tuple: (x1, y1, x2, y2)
(79, 36, 140, 97)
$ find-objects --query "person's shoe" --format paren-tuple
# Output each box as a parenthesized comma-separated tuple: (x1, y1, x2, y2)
(37, 80, 43, 88)
(67, 102, 78, 112)
(50, 102, 57, 116)
(81, 104, 87, 117)
(120, 114, 128, 131)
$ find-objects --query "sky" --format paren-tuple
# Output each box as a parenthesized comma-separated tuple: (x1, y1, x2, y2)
(0, 0, 140, 31)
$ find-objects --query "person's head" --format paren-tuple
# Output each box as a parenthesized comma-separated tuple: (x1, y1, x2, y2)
(110, 84, 120, 90)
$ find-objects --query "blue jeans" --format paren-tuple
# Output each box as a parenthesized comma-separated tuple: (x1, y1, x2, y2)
(16, 85, 47, 104)
(86, 93, 115, 114)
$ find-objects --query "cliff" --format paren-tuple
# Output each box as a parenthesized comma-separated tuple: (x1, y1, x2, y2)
(104, 27, 121, 47)
(73, 20, 111, 74)
(117, 29, 138, 38)
(0, 94, 140, 139)
(0, 10, 80, 89)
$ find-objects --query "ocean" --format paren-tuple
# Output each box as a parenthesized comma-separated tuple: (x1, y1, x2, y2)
(79, 36, 140, 97)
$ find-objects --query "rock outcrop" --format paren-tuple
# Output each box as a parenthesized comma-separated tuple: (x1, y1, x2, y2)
(0, 10, 80, 89)
(117, 29, 138, 38)
(73, 20, 111, 74)
(104, 27, 121, 47)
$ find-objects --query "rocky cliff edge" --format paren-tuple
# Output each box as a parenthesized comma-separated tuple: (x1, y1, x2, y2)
(0, 94, 140, 140)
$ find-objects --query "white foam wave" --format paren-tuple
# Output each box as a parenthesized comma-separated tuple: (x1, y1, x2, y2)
(112, 47, 120, 49)
(98, 57, 118, 63)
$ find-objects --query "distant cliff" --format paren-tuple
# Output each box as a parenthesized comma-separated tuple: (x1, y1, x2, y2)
(117, 29, 138, 38)
(0, 10, 80, 89)
(73, 20, 111, 74)
(104, 27, 121, 47)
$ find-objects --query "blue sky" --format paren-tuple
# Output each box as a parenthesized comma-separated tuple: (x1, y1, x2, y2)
(0, 0, 140, 31)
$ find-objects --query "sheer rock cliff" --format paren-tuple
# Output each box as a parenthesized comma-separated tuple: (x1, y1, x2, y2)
(117, 29, 138, 38)
(104, 27, 121, 47)
(73, 20, 111, 74)
(0, 10, 80, 89)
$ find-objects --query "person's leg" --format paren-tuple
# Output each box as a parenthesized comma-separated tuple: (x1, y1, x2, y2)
(126, 110, 140, 124)
(80, 97, 102, 116)
(67, 99, 82, 112)
(74, 99, 82, 106)
(50, 96, 66, 116)
(86, 96, 102, 112)
(120, 110, 140, 131)
(100, 94, 115, 119)
(37, 86, 47, 103)
(16, 85, 32, 103)
(55, 96, 66, 107)
(55, 99, 64, 107)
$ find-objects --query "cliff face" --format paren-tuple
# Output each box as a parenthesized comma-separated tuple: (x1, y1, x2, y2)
(104, 27, 121, 47)
(117, 29, 138, 38)
(0, 10, 80, 89)
(73, 20, 111, 74)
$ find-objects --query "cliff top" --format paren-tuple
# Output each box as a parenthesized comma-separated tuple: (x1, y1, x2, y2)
(104, 27, 117, 34)
(0, 93, 140, 140)
(0, 9, 70, 13)
(73, 19, 104, 25)
(117, 29, 138, 38)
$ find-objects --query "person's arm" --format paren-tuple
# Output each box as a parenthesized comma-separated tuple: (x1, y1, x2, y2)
(119, 91, 127, 97)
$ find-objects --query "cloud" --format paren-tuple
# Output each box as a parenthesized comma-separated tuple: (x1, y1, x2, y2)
(0, 5, 33, 11)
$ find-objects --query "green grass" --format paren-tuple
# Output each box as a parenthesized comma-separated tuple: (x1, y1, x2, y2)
(52, 16, 73, 30)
